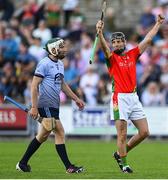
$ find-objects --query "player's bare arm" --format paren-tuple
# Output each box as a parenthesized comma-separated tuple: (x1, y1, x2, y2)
(30, 76, 43, 119)
(62, 80, 85, 110)
(138, 14, 165, 54)
(96, 20, 111, 59)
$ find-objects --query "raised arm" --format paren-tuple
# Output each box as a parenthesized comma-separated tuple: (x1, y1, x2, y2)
(96, 20, 111, 59)
(138, 14, 165, 54)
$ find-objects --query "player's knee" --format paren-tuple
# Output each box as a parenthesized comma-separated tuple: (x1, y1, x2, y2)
(140, 129, 150, 139)
(36, 133, 50, 143)
(56, 130, 65, 140)
(42, 133, 50, 141)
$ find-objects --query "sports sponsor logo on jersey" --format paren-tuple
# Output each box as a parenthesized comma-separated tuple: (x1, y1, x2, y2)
(54, 73, 63, 84)
(119, 61, 133, 67)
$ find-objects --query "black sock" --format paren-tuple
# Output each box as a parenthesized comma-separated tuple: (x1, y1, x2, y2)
(55, 144, 71, 169)
(20, 137, 41, 165)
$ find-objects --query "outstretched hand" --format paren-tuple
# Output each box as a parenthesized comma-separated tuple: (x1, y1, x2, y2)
(75, 98, 85, 111)
(157, 14, 165, 24)
(96, 20, 104, 35)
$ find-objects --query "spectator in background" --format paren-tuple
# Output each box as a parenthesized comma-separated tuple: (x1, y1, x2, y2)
(71, 50, 87, 75)
(139, 63, 162, 97)
(0, 63, 14, 96)
(160, 62, 168, 104)
(152, 1, 168, 22)
(13, 0, 46, 26)
(0, 53, 5, 69)
(0, 0, 14, 21)
(141, 81, 164, 106)
(137, 6, 158, 44)
(15, 41, 37, 76)
(0, 62, 18, 99)
(63, 0, 79, 27)
(104, 7, 116, 35)
(139, 7, 156, 32)
(97, 77, 110, 104)
(16, 0, 36, 25)
(79, 65, 99, 105)
(68, 6, 85, 41)
(63, 57, 80, 94)
(0, 92, 3, 104)
(126, 33, 139, 50)
(28, 36, 46, 62)
(19, 21, 35, 45)
(24, 78, 32, 106)
(158, 0, 168, 4)
(0, 28, 19, 63)
(0, 75, 12, 96)
(33, 20, 52, 45)
(137, 6, 164, 44)
(80, 32, 92, 68)
(149, 44, 163, 65)
(155, 23, 168, 64)
(46, 2, 61, 37)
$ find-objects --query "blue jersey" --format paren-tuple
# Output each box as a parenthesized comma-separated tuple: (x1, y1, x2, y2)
(34, 57, 64, 108)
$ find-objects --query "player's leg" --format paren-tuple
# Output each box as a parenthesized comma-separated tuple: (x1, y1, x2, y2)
(127, 94, 149, 152)
(112, 93, 133, 173)
(54, 120, 84, 173)
(126, 118, 149, 152)
(114, 120, 133, 173)
(115, 120, 127, 158)
(16, 125, 51, 172)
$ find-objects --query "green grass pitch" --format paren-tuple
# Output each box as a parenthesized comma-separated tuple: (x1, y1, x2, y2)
(0, 139, 168, 179)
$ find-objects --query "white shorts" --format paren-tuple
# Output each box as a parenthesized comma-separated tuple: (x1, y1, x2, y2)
(110, 93, 146, 121)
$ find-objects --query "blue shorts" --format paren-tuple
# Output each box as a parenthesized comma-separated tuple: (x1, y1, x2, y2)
(38, 107, 60, 119)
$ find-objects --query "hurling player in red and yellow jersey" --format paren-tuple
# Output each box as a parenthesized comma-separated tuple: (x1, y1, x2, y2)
(96, 14, 165, 173)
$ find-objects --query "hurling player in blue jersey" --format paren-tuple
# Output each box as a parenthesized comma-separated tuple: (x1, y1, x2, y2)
(16, 38, 85, 174)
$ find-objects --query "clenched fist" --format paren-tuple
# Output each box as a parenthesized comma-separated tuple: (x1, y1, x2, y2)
(157, 14, 165, 24)
(96, 20, 104, 35)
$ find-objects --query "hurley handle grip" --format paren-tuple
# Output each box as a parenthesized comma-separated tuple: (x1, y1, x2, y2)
(89, 1, 106, 64)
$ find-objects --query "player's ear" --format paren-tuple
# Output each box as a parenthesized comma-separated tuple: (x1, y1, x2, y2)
(51, 47, 57, 56)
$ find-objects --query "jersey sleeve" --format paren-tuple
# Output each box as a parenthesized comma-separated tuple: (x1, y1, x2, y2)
(128, 46, 140, 61)
(34, 62, 46, 78)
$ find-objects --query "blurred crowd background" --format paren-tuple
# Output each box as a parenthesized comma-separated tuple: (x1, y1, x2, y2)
(0, 0, 168, 107)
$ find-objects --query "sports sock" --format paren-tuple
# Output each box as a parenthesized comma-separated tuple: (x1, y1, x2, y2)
(55, 144, 71, 169)
(20, 137, 41, 165)
(121, 156, 128, 167)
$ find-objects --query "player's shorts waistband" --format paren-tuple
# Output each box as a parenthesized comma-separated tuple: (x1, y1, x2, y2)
(112, 92, 137, 97)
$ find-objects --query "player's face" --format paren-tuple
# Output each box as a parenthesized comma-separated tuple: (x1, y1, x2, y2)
(111, 39, 126, 51)
(57, 41, 67, 59)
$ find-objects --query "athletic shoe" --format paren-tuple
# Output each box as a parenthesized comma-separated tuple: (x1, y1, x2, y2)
(122, 165, 133, 173)
(16, 162, 31, 172)
(66, 164, 84, 173)
(113, 152, 123, 170)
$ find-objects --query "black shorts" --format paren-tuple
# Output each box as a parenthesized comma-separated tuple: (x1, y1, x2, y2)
(38, 107, 60, 119)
